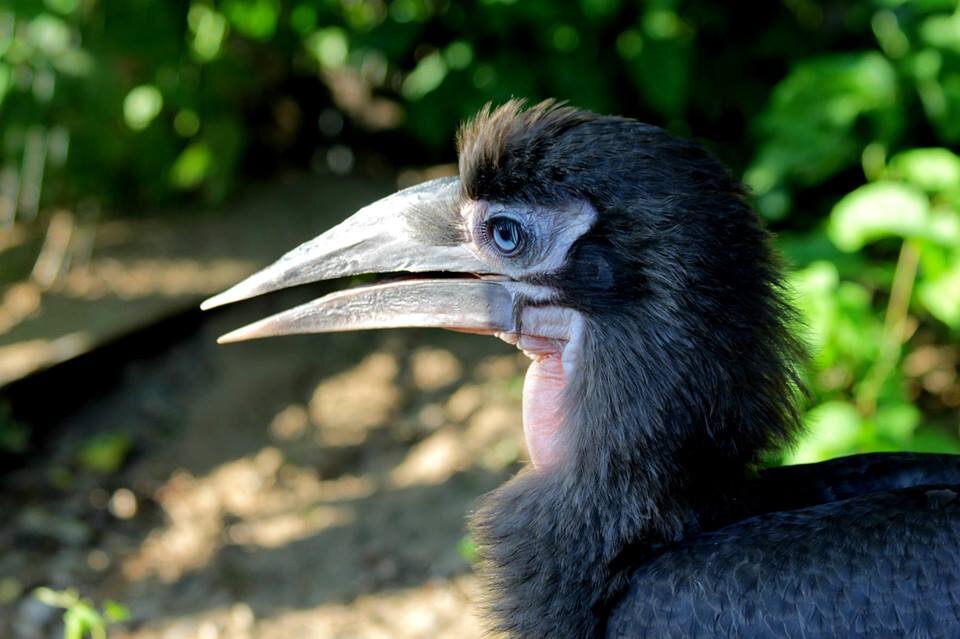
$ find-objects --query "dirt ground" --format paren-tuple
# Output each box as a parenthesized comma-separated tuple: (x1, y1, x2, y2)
(0, 174, 529, 638)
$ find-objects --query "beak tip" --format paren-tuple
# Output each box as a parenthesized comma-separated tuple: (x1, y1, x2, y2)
(216, 317, 278, 344)
(216, 329, 245, 344)
(201, 274, 269, 312)
(201, 288, 247, 311)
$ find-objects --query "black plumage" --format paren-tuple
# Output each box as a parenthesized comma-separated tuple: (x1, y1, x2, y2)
(609, 477, 960, 638)
(459, 102, 960, 638)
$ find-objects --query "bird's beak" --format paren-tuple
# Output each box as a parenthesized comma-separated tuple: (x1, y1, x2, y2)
(201, 176, 519, 343)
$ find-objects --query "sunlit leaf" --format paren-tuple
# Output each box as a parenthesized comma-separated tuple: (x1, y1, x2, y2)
(123, 85, 163, 131)
(77, 432, 132, 474)
(871, 9, 909, 59)
(188, 4, 228, 62)
(828, 182, 929, 251)
(43, 0, 81, 15)
(874, 402, 920, 443)
(223, 0, 278, 41)
(402, 51, 447, 100)
(457, 535, 478, 563)
(64, 609, 85, 639)
(444, 41, 473, 70)
(789, 401, 863, 464)
(305, 28, 348, 68)
(920, 11, 960, 55)
(644, 8, 682, 40)
(27, 14, 71, 57)
(103, 600, 129, 623)
(170, 142, 212, 189)
(788, 260, 839, 354)
(34, 587, 75, 608)
(918, 260, 960, 328)
(888, 148, 960, 193)
(927, 205, 960, 246)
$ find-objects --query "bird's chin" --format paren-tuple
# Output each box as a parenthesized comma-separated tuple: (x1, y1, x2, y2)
(495, 306, 585, 470)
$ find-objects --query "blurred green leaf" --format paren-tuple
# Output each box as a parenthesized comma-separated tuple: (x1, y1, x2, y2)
(27, 14, 71, 58)
(918, 260, 960, 327)
(34, 587, 122, 639)
(828, 182, 929, 251)
(402, 51, 447, 100)
(888, 147, 960, 193)
(616, 28, 643, 59)
(223, 0, 279, 41)
(170, 142, 212, 189)
(909, 428, 960, 453)
(305, 27, 349, 68)
(103, 600, 129, 623)
(188, 4, 228, 61)
(747, 52, 898, 201)
(44, 0, 81, 15)
(289, 4, 318, 34)
(76, 432, 132, 474)
(444, 41, 473, 70)
(457, 535, 479, 563)
(788, 401, 863, 464)
(874, 401, 921, 443)
(123, 85, 163, 131)
(919, 11, 960, 54)
(927, 206, 960, 246)
(789, 261, 839, 354)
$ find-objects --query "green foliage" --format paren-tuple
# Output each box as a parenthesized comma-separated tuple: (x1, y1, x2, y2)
(783, 38, 960, 458)
(2, 0, 958, 463)
(33, 587, 128, 639)
(457, 534, 479, 564)
(76, 432, 132, 474)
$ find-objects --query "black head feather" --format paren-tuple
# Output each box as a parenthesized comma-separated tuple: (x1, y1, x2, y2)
(463, 101, 807, 638)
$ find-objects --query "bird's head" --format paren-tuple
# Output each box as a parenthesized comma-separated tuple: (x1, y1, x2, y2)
(203, 100, 802, 474)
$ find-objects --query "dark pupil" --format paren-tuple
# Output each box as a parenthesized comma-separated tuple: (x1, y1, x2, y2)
(492, 218, 520, 253)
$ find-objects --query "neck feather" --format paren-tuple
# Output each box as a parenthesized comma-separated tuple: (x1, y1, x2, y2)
(471, 305, 802, 637)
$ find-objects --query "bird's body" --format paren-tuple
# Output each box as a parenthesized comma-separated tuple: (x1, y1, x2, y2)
(204, 101, 960, 638)
(609, 453, 960, 638)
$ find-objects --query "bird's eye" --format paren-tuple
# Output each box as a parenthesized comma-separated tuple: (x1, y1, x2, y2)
(487, 216, 524, 256)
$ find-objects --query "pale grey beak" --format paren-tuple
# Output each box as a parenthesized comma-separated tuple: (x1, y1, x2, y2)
(202, 176, 521, 343)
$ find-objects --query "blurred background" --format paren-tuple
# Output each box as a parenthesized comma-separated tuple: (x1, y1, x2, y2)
(1, 0, 959, 637)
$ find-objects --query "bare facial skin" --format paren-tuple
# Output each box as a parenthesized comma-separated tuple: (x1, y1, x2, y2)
(496, 306, 585, 469)
(460, 199, 593, 469)
(462, 199, 596, 279)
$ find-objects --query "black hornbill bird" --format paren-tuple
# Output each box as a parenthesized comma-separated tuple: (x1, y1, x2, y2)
(202, 101, 960, 638)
